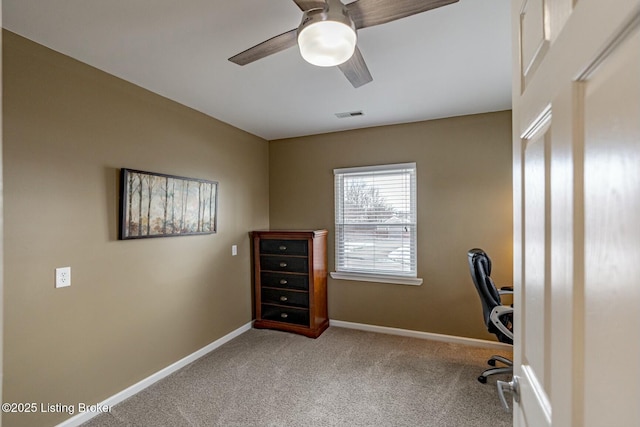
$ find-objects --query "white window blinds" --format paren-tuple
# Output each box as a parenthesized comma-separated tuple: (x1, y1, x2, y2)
(334, 163, 417, 278)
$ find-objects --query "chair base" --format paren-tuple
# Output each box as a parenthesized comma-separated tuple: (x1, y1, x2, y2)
(477, 355, 513, 383)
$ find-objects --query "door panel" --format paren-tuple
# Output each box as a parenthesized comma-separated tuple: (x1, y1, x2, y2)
(519, 0, 549, 87)
(520, 117, 552, 427)
(523, 125, 548, 390)
(520, 364, 552, 426)
(581, 27, 640, 427)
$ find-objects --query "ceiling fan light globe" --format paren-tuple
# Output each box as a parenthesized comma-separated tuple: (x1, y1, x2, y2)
(298, 21, 356, 67)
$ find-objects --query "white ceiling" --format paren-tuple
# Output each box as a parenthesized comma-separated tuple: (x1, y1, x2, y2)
(3, 0, 512, 141)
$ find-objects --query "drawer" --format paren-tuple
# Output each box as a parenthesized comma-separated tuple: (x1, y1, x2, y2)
(260, 239, 308, 256)
(262, 288, 309, 308)
(260, 255, 308, 273)
(260, 272, 309, 291)
(261, 304, 309, 326)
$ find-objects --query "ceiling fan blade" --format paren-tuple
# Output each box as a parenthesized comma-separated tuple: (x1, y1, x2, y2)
(229, 29, 298, 65)
(292, 0, 326, 11)
(347, 0, 459, 29)
(338, 46, 373, 88)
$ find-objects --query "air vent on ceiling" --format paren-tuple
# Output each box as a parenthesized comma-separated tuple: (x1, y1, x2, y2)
(335, 110, 364, 119)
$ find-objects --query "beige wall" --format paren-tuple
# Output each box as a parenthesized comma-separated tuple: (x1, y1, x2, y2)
(3, 31, 269, 427)
(269, 111, 513, 339)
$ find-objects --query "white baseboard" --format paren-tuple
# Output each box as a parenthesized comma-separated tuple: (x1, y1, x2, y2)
(329, 319, 512, 351)
(56, 322, 252, 427)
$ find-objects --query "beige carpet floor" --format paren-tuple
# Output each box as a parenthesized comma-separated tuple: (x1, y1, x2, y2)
(82, 326, 512, 427)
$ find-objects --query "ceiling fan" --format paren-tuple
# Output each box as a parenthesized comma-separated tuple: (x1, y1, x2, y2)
(228, 0, 459, 88)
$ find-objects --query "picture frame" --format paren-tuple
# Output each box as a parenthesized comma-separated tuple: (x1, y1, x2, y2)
(119, 168, 218, 240)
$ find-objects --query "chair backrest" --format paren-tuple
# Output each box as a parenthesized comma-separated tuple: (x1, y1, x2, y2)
(467, 248, 512, 344)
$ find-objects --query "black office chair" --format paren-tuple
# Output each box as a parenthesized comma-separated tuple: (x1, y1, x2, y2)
(467, 248, 513, 383)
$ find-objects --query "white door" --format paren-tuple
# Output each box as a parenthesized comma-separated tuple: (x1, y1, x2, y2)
(511, 0, 640, 426)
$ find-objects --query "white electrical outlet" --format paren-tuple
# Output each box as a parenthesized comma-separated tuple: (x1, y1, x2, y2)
(231, 245, 238, 256)
(55, 266, 71, 288)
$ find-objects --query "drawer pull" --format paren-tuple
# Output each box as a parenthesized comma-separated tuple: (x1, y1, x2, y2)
(279, 245, 287, 251)
(279, 279, 288, 285)
(280, 313, 289, 319)
(280, 296, 288, 302)
(279, 262, 287, 268)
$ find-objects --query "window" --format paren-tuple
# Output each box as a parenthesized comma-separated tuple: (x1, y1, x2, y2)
(332, 163, 422, 286)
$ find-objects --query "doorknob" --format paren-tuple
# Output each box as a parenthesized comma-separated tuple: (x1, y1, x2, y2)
(497, 376, 520, 412)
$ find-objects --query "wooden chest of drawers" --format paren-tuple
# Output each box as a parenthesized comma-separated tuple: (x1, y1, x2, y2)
(251, 230, 328, 338)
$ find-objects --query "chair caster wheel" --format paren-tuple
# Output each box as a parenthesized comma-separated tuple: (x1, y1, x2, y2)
(478, 376, 487, 384)
(488, 359, 497, 366)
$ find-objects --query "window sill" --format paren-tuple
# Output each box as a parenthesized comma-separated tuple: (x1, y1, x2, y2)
(330, 272, 423, 286)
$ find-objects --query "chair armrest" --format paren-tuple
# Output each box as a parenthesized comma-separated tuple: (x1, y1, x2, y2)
(490, 305, 514, 341)
(499, 286, 514, 296)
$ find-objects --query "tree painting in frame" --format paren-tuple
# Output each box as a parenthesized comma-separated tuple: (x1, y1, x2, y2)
(119, 168, 218, 239)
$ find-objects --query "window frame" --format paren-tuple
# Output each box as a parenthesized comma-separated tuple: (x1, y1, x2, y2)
(330, 162, 422, 286)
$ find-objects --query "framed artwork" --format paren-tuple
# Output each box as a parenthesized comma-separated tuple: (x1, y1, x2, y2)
(119, 168, 218, 240)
